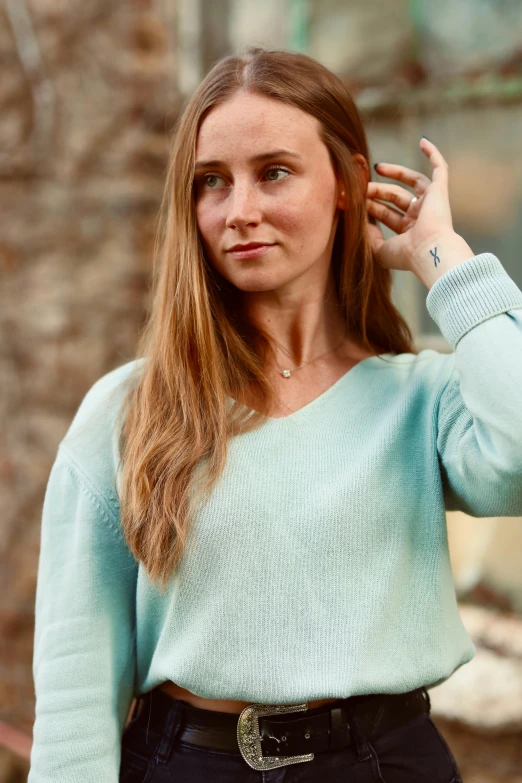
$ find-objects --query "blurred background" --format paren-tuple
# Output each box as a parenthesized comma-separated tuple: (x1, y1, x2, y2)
(1, 0, 521, 780)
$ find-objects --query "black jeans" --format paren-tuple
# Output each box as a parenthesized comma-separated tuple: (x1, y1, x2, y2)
(119, 689, 463, 783)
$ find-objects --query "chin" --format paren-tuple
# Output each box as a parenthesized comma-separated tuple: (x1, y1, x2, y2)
(208, 253, 303, 294)
(212, 263, 276, 290)
(229, 278, 284, 293)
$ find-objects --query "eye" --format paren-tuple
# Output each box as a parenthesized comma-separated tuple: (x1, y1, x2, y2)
(202, 174, 225, 189)
(264, 165, 290, 182)
(199, 165, 290, 190)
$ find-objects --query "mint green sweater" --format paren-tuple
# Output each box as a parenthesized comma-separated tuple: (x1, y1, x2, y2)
(28, 253, 522, 782)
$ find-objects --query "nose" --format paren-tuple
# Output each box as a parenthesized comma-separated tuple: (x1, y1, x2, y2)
(225, 181, 262, 230)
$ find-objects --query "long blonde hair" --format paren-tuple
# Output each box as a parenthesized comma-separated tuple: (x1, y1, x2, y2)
(117, 46, 417, 591)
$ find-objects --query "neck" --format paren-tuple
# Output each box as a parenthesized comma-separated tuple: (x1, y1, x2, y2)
(241, 283, 349, 367)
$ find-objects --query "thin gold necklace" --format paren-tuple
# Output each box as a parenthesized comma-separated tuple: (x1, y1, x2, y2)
(271, 329, 348, 378)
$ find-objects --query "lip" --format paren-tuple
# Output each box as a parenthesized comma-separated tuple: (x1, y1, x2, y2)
(227, 243, 276, 260)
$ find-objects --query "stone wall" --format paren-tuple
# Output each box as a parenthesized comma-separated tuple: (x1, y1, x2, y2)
(0, 0, 178, 752)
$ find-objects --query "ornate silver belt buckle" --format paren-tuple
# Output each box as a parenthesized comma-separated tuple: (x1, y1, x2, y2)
(236, 702, 314, 771)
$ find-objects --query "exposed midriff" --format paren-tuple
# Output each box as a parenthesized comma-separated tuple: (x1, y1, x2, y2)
(157, 681, 340, 714)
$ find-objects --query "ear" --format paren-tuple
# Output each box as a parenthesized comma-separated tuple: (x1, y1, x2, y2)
(353, 153, 370, 195)
(336, 154, 369, 211)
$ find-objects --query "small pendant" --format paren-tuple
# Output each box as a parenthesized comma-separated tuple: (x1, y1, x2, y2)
(282, 369, 292, 378)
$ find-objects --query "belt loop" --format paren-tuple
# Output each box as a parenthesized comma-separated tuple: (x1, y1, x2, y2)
(154, 698, 185, 765)
(330, 707, 344, 748)
(342, 702, 371, 763)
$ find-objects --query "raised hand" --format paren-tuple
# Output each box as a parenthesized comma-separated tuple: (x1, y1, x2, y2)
(366, 137, 457, 275)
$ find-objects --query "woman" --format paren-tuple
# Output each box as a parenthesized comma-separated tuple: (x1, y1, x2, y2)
(28, 46, 522, 782)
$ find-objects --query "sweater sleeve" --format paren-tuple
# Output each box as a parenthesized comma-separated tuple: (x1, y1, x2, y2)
(426, 252, 522, 517)
(28, 445, 138, 783)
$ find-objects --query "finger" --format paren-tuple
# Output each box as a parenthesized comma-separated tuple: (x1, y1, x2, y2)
(419, 137, 448, 187)
(366, 198, 409, 234)
(367, 182, 423, 213)
(373, 162, 431, 191)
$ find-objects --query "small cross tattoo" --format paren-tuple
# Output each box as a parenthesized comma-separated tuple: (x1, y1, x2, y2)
(430, 247, 441, 267)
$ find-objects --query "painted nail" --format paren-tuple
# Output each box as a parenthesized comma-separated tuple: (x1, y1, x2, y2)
(421, 136, 431, 142)
(373, 163, 380, 171)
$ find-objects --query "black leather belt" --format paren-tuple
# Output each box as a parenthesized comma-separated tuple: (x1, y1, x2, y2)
(130, 685, 431, 771)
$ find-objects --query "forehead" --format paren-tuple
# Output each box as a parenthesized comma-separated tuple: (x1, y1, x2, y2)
(196, 90, 322, 159)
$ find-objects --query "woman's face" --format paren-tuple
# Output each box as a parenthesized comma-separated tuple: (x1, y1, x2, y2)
(194, 90, 348, 299)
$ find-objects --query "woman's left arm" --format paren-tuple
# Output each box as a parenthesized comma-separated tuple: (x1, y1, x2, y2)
(427, 252, 522, 516)
(366, 139, 522, 516)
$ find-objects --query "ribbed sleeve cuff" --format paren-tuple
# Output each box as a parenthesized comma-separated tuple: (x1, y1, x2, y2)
(425, 252, 522, 349)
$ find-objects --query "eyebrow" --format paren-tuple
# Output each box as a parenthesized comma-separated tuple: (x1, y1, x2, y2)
(194, 149, 303, 171)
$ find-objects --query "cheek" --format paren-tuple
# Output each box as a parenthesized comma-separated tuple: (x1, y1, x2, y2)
(287, 177, 335, 229)
(269, 206, 302, 237)
(275, 198, 333, 249)
(270, 186, 325, 235)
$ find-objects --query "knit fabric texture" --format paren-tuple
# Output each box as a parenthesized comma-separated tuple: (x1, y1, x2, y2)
(28, 252, 522, 782)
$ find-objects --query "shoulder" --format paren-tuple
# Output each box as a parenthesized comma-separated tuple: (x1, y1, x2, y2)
(376, 348, 454, 395)
(58, 357, 146, 496)
(63, 357, 146, 443)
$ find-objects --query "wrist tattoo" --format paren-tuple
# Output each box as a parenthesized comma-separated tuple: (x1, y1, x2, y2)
(429, 247, 441, 267)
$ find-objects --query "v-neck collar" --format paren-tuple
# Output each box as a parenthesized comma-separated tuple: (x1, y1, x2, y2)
(228, 352, 395, 422)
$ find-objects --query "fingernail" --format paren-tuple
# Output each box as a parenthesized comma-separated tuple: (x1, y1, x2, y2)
(373, 163, 380, 171)
(421, 136, 431, 142)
